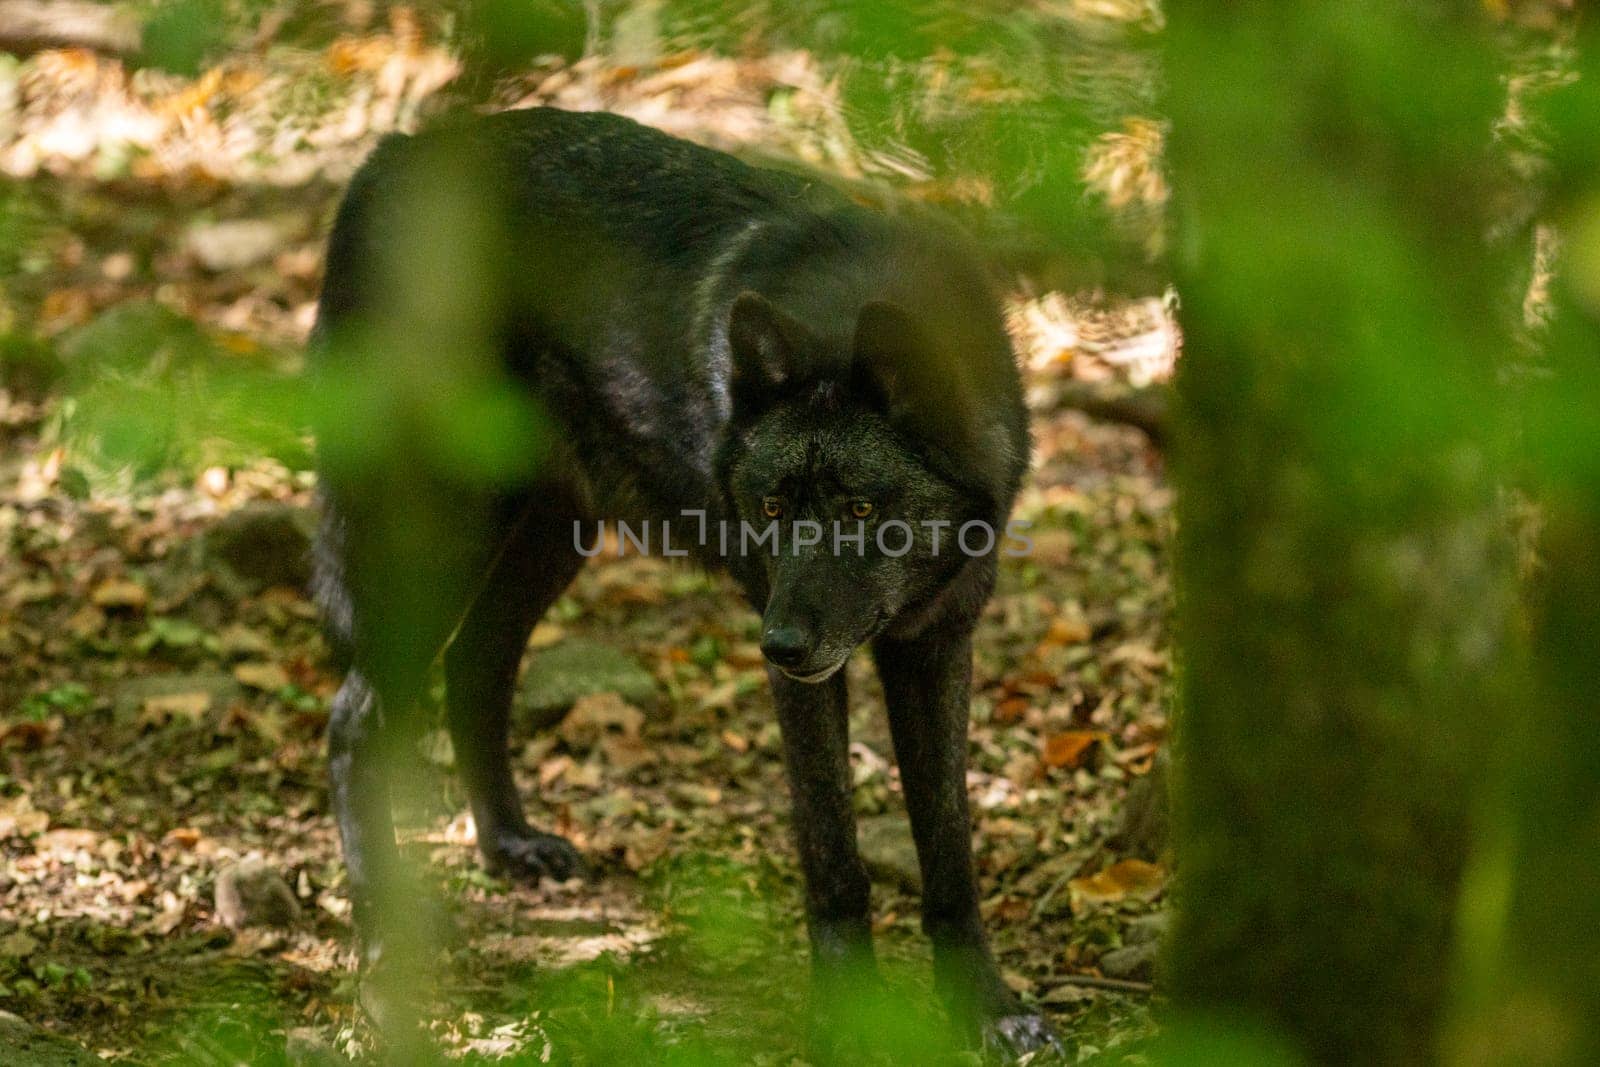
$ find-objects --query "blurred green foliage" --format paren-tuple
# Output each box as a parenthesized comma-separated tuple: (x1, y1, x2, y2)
(139, 0, 229, 77)
(1166, 2, 1600, 1065)
(50, 301, 309, 484)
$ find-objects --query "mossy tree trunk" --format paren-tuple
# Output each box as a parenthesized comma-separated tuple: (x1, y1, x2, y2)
(1162, 4, 1519, 1062)
(1474, 16, 1600, 1062)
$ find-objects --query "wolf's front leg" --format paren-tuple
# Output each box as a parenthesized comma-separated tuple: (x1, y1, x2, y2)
(444, 503, 587, 884)
(768, 669, 877, 1031)
(874, 628, 1060, 1059)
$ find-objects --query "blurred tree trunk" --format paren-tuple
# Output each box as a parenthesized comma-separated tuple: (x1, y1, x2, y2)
(1462, 12, 1600, 1061)
(1162, 4, 1518, 1062)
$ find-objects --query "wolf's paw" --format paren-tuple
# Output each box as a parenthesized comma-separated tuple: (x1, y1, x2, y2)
(980, 1011, 1062, 1062)
(484, 830, 586, 883)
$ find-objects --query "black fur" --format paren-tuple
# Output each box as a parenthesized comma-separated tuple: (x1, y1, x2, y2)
(311, 106, 1046, 1054)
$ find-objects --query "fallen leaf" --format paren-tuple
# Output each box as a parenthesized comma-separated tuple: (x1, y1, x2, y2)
(0, 796, 50, 837)
(994, 696, 1031, 724)
(1, 718, 60, 749)
(150, 891, 187, 935)
(1043, 730, 1104, 770)
(218, 625, 272, 658)
(1114, 741, 1161, 770)
(140, 691, 211, 727)
(558, 692, 644, 750)
(529, 622, 566, 648)
(234, 662, 290, 691)
(992, 896, 1032, 923)
(92, 579, 149, 611)
(1040, 616, 1091, 646)
(539, 755, 573, 789)
(601, 732, 656, 772)
(68, 605, 106, 638)
(163, 827, 203, 849)
(1069, 859, 1166, 910)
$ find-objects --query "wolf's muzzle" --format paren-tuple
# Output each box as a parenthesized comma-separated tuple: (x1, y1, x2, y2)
(760, 624, 814, 669)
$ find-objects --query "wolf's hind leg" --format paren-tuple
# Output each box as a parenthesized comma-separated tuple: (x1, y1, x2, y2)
(318, 494, 481, 958)
(445, 496, 587, 882)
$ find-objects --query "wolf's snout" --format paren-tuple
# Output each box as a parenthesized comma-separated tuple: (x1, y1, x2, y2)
(760, 625, 814, 669)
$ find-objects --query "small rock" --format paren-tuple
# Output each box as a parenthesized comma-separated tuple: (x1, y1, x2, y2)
(856, 813, 921, 893)
(214, 858, 302, 931)
(1124, 909, 1170, 946)
(202, 503, 314, 597)
(1099, 940, 1158, 982)
(516, 639, 660, 728)
(116, 672, 243, 720)
(185, 217, 302, 273)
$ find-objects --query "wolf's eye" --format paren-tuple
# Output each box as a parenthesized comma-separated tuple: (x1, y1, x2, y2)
(762, 497, 783, 519)
(851, 500, 874, 519)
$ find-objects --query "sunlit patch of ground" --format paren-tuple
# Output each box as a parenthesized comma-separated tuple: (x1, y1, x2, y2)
(0, 397, 1168, 1061)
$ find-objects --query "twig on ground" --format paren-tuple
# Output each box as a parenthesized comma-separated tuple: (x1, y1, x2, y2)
(1047, 973, 1156, 995)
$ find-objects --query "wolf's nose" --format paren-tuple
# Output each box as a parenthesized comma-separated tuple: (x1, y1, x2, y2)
(761, 626, 812, 668)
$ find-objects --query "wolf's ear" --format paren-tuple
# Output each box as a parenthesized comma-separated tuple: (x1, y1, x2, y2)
(852, 301, 1009, 492)
(855, 300, 1017, 499)
(728, 291, 806, 403)
(853, 300, 965, 438)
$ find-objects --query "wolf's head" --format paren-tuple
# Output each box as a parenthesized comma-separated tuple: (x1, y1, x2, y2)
(716, 283, 1026, 683)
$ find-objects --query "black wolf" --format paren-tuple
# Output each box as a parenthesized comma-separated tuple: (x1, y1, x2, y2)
(311, 106, 1048, 1054)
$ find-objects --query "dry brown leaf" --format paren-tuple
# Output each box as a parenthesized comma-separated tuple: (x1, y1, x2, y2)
(1068, 859, 1166, 910)
(559, 692, 644, 750)
(92, 578, 149, 611)
(1040, 616, 1091, 647)
(140, 691, 211, 727)
(1042, 730, 1104, 770)
(994, 696, 1031, 725)
(67, 605, 106, 637)
(157, 66, 224, 117)
(539, 755, 573, 789)
(529, 622, 566, 648)
(0, 796, 50, 837)
(600, 732, 656, 772)
(327, 37, 395, 75)
(1, 718, 60, 750)
(234, 661, 290, 691)
(150, 891, 187, 935)
(39, 288, 94, 333)
(1114, 741, 1161, 773)
(163, 827, 202, 849)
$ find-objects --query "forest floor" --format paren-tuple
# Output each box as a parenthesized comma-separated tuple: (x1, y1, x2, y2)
(0, 11, 1174, 1064)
